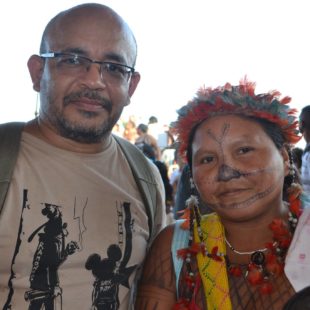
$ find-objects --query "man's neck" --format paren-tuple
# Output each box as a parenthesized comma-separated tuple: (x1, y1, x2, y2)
(24, 118, 110, 154)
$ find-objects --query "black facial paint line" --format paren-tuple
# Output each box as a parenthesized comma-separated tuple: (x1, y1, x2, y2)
(25, 203, 79, 309)
(210, 181, 278, 210)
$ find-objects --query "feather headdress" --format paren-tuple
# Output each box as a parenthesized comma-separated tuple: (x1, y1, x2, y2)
(173, 78, 301, 160)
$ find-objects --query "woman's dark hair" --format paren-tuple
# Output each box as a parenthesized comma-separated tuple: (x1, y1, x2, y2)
(154, 161, 173, 204)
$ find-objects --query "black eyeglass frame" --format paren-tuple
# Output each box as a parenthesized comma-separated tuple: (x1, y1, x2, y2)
(40, 52, 135, 75)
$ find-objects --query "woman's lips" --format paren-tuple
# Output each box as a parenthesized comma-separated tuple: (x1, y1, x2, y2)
(218, 188, 249, 198)
(212, 188, 253, 209)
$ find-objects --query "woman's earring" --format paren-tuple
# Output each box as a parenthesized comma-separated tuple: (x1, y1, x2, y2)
(288, 148, 295, 182)
(187, 177, 201, 219)
(190, 177, 195, 191)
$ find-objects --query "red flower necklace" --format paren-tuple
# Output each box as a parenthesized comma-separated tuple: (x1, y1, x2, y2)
(226, 187, 302, 295)
(226, 218, 292, 294)
(174, 185, 302, 309)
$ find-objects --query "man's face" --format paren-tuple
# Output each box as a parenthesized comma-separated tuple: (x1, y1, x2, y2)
(191, 115, 288, 222)
(28, 8, 140, 143)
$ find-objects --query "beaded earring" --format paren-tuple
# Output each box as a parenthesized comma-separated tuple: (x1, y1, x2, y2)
(286, 147, 302, 231)
(175, 176, 202, 307)
(288, 147, 296, 183)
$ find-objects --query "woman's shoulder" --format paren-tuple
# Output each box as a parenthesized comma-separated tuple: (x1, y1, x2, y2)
(152, 223, 176, 248)
(148, 221, 188, 257)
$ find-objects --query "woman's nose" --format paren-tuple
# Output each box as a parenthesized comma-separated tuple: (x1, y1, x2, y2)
(217, 164, 241, 182)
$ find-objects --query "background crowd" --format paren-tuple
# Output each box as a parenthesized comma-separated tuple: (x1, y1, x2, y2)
(112, 115, 180, 223)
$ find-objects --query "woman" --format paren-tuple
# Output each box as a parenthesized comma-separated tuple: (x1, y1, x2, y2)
(135, 79, 309, 309)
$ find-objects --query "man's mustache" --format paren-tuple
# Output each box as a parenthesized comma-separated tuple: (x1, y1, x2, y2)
(63, 90, 112, 112)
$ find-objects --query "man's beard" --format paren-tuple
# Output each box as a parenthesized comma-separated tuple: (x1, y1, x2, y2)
(54, 111, 114, 143)
(43, 90, 122, 144)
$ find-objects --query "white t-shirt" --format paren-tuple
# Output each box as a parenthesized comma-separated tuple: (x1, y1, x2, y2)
(0, 132, 166, 309)
(301, 149, 310, 195)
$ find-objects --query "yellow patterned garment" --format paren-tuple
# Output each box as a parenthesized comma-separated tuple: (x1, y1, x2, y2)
(194, 213, 232, 310)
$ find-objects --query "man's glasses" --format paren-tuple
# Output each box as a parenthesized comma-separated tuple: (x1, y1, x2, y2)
(40, 52, 135, 85)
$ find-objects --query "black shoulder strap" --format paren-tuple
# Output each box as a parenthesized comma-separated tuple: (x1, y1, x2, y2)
(114, 135, 157, 241)
(0, 122, 25, 215)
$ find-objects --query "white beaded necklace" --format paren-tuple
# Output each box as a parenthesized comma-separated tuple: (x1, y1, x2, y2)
(224, 236, 275, 255)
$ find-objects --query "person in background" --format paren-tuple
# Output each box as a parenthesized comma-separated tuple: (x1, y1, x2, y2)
(169, 149, 185, 201)
(147, 116, 160, 140)
(135, 123, 161, 160)
(154, 161, 175, 225)
(299, 105, 310, 195)
(148, 116, 159, 134)
(135, 78, 309, 309)
(0, 3, 166, 309)
(292, 147, 303, 173)
(112, 121, 124, 137)
(137, 143, 174, 224)
(123, 118, 138, 143)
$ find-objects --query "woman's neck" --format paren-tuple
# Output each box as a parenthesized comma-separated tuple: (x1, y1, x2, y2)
(222, 202, 288, 263)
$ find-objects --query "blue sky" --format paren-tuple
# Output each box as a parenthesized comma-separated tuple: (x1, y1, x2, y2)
(1, 0, 309, 147)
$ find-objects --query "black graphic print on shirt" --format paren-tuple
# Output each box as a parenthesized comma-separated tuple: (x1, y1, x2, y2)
(24, 202, 79, 309)
(85, 202, 137, 310)
(2, 190, 138, 310)
(3, 189, 80, 310)
(3, 189, 29, 310)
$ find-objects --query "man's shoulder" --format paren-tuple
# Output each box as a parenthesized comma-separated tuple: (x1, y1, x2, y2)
(0, 121, 25, 151)
(0, 121, 25, 132)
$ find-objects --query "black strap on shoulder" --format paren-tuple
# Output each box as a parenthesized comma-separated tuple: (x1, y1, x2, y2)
(0, 122, 25, 215)
(114, 135, 157, 241)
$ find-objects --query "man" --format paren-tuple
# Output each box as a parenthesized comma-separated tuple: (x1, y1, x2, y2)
(0, 3, 166, 310)
(299, 105, 310, 195)
(135, 123, 161, 160)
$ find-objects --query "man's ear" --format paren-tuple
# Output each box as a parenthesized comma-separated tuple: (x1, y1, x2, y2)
(127, 71, 141, 101)
(27, 55, 44, 92)
(281, 146, 290, 176)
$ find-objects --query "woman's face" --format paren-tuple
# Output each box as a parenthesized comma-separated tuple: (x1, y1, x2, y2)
(191, 115, 289, 221)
